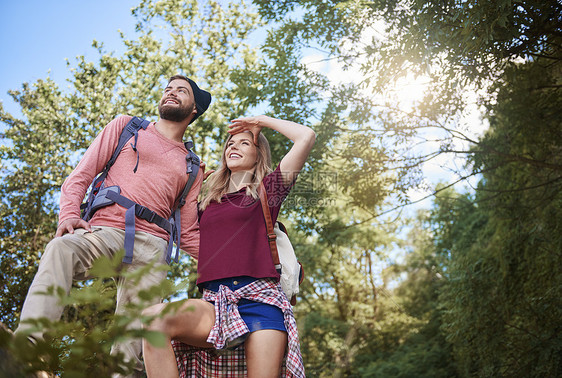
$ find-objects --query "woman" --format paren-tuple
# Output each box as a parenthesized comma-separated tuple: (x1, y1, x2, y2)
(142, 115, 315, 377)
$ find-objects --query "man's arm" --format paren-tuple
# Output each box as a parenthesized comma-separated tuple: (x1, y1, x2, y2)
(179, 167, 204, 259)
(57, 115, 131, 236)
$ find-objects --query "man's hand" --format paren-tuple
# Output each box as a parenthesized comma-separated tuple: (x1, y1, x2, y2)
(56, 218, 91, 237)
(200, 161, 215, 181)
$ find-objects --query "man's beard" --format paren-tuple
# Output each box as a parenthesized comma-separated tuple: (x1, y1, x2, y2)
(159, 101, 195, 122)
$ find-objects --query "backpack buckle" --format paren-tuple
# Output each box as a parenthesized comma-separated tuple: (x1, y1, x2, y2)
(137, 206, 156, 223)
(185, 155, 194, 174)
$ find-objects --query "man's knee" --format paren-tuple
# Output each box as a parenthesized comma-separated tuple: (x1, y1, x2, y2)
(37, 235, 94, 282)
(41, 237, 77, 265)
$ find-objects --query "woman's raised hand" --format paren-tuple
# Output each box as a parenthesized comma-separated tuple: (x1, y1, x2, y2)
(228, 116, 264, 145)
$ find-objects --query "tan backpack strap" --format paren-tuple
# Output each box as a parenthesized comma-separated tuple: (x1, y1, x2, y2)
(258, 183, 280, 267)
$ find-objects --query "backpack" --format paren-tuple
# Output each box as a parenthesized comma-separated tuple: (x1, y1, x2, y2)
(258, 183, 304, 305)
(80, 116, 200, 264)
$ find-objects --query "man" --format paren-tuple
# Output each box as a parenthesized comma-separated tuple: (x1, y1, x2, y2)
(15, 75, 211, 376)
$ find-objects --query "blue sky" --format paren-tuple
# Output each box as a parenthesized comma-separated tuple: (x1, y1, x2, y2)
(0, 0, 139, 116)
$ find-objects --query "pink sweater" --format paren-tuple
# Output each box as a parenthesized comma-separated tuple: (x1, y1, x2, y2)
(59, 115, 201, 258)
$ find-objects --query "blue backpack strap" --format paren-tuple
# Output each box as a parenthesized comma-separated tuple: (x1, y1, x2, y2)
(127, 117, 150, 173)
(108, 116, 149, 169)
(166, 142, 200, 263)
(105, 116, 153, 263)
(81, 117, 150, 221)
(104, 190, 172, 264)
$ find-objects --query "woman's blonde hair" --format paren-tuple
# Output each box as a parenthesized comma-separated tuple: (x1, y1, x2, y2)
(199, 132, 272, 210)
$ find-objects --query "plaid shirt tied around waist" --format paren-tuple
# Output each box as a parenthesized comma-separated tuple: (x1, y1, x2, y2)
(202, 278, 305, 377)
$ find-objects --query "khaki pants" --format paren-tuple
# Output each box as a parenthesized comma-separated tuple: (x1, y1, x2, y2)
(16, 226, 168, 375)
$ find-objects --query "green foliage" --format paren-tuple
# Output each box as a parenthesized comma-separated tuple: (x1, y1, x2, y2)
(293, 201, 402, 376)
(429, 57, 562, 375)
(252, 0, 562, 201)
(0, 252, 180, 376)
(253, 1, 561, 376)
(436, 61, 562, 376)
(349, 210, 457, 377)
(0, 79, 69, 330)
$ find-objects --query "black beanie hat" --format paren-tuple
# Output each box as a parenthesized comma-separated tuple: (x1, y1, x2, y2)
(186, 78, 211, 124)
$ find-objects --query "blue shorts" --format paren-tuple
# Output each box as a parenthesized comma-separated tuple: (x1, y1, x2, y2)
(203, 276, 287, 333)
